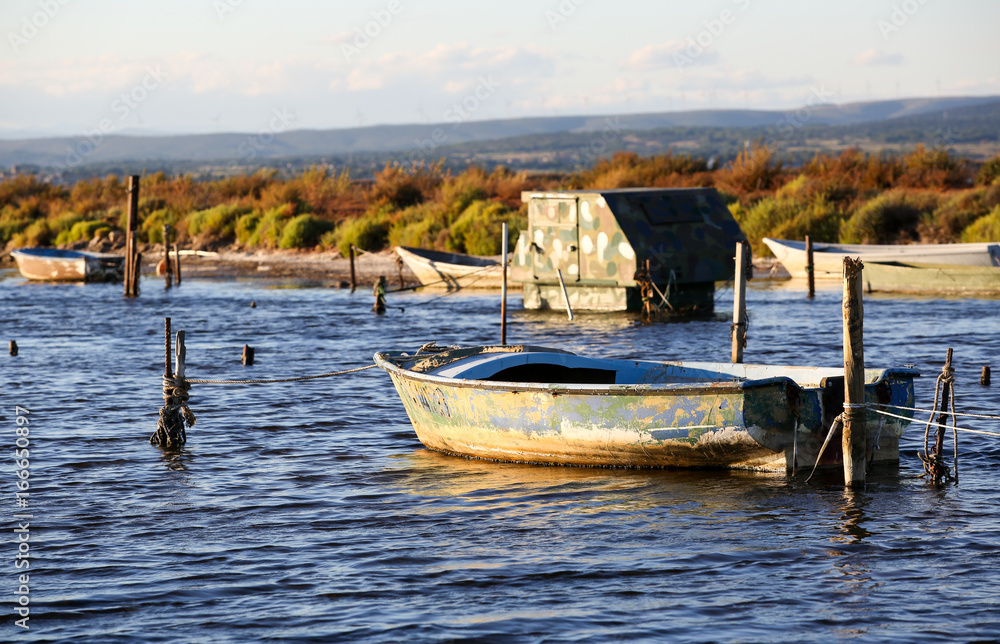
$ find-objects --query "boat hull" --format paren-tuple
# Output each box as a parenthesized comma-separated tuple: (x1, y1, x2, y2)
(375, 347, 916, 471)
(10, 248, 124, 282)
(395, 246, 506, 289)
(863, 261, 1000, 294)
(763, 237, 1000, 279)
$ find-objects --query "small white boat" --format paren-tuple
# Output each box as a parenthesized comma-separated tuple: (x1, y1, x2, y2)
(395, 246, 507, 290)
(375, 345, 918, 472)
(10, 248, 124, 282)
(763, 237, 1000, 279)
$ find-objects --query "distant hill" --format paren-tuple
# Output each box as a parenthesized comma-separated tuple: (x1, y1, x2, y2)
(2, 95, 998, 177)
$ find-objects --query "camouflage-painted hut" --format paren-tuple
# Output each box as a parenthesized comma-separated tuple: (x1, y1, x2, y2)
(510, 188, 746, 312)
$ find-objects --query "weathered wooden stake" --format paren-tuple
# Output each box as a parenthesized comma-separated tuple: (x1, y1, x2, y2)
(242, 344, 255, 366)
(124, 175, 140, 297)
(162, 225, 173, 289)
(842, 256, 866, 487)
(556, 269, 574, 321)
(173, 244, 182, 285)
(9, 340, 17, 356)
(501, 222, 508, 345)
(982, 366, 991, 386)
(805, 235, 815, 298)
(349, 244, 357, 293)
(731, 241, 748, 363)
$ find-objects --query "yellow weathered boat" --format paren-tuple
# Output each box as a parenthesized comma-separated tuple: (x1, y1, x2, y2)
(375, 345, 918, 472)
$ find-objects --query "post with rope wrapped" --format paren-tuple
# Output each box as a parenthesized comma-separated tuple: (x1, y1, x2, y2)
(151, 317, 195, 447)
(842, 256, 866, 487)
(731, 241, 749, 363)
(919, 348, 958, 483)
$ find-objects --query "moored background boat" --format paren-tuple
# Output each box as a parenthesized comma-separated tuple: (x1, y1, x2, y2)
(394, 246, 508, 290)
(763, 237, 1000, 279)
(9, 247, 125, 282)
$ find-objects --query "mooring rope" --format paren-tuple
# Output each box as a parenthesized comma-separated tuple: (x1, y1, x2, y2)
(868, 408, 1000, 438)
(389, 261, 503, 293)
(185, 363, 378, 385)
(869, 403, 1000, 422)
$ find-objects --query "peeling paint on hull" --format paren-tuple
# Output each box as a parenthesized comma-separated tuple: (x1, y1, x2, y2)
(375, 346, 918, 472)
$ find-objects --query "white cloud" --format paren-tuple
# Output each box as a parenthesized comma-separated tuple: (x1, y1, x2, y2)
(851, 49, 904, 67)
(626, 42, 720, 71)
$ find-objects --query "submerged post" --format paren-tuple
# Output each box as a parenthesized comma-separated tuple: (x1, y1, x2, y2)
(982, 366, 991, 386)
(805, 235, 815, 298)
(842, 256, 866, 487)
(556, 269, 574, 321)
(349, 244, 357, 293)
(501, 222, 508, 345)
(731, 241, 748, 363)
(173, 244, 182, 285)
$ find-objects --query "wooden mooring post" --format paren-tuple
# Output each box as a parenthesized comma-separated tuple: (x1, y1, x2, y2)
(123, 175, 141, 297)
(731, 241, 749, 363)
(162, 224, 173, 289)
(173, 244, 182, 285)
(349, 244, 357, 293)
(501, 222, 508, 345)
(842, 257, 866, 487)
(982, 366, 991, 386)
(805, 235, 815, 298)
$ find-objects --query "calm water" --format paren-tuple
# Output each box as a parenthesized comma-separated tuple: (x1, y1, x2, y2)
(2, 269, 1000, 643)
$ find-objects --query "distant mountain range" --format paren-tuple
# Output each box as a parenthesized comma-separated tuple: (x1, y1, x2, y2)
(2, 95, 998, 177)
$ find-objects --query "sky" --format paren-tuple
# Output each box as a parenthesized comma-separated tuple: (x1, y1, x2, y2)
(1, 0, 998, 139)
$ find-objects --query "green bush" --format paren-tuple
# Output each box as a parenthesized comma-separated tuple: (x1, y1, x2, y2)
(333, 206, 392, 256)
(446, 200, 521, 255)
(246, 204, 295, 248)
(235, 211, 262, 246)
(278, 214, 334, 249)
(141, 208, 180, 244)
(387, 202, 448, 249)
(960, 205, 1000, 243)
(55, 220, 112, 246)
(734, 196, 843, 256)
(839, 190, 939, 244)
(977, 156, 1000, 186)
(16, 219, 53, 246)
(185, 203, 251, 241)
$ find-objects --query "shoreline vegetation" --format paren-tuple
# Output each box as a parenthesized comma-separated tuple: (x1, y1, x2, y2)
(2, 145, 1000, 270)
